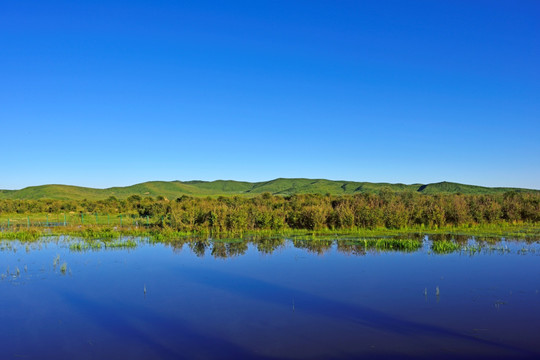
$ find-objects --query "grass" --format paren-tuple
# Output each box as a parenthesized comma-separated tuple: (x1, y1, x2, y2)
(431, 241, 462, 254)
(105, 239, 137, 249)
(69, 239, 137, 251)
(336, 238, 422, 252)
(1, 178, 538, 200)
(1, 222, 539, 243)
(53, 254, 60, 266)
(0, 212, 143, 227)
(69, 241, 103, 251)
(0, 229, 42, 241)
(373, 238, 422, 251)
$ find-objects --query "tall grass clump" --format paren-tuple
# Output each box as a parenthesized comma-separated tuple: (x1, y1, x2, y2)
(431, 240, 462, 254)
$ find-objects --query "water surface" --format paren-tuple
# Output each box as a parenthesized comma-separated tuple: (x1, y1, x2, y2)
(1, 236, 539, 359)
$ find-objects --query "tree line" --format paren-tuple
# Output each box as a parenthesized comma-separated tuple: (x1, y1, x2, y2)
(0, 191, 539, 232)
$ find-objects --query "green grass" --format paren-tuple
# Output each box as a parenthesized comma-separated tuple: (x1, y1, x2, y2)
(422, 223, 540, 239)
(1, 222, 539, 242)
(1, 178, 538, 200)
(335, 238, 423, 252)
(0, 229, 42, 241)
(69, 239, 137, 251)
(373, 238, 422, 251)
(69, 241, 103, 251)
(431, 240, 462, 254)
(105, 239, 137, 249)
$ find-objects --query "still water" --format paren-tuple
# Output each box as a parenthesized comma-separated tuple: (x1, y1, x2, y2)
(1, 236, 539, 359)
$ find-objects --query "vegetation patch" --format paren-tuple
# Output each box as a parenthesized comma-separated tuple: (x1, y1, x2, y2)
(431, 240, 462, 254)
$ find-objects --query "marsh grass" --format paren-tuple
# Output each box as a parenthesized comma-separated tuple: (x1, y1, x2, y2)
(69, 241, 103, 251)
(1, 223, 539, 257)
(69, 238, 137, 252)
(431, 241, 462, 254)
(336, 238, 422, 253)
(104, 239, 137, 249)
(0, 229, 42, 241)
(0, 223, 539, 243)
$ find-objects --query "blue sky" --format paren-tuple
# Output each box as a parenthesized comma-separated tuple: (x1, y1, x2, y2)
(1, 0, 539, 189)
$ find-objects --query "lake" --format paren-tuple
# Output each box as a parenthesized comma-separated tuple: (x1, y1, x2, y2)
(1, 235, 539, 359)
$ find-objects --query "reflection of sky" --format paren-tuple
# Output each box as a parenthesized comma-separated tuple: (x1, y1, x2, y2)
(1, 238, 539, 359)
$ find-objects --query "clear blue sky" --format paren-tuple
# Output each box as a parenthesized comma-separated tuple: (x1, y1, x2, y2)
(1, 0, 539, 189)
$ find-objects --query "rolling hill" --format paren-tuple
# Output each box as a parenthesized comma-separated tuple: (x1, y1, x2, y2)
(0, 178, 538, 201)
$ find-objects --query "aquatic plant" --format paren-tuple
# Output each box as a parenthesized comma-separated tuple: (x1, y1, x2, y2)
(69, 241, 103, 251)
(431, 241, 461, 254)
(373, 238, 422, 252)
(104, 239, 137, 249)
(0, 229, 42, 241)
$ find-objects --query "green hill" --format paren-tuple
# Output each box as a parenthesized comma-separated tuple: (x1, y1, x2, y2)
(0, 179, 537, 200)
(416, 181, 533, 195)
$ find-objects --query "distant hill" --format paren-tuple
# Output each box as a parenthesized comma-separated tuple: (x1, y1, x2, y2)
(0, 179, 537, 200)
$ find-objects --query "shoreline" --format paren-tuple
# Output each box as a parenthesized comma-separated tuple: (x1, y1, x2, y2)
(1, 222, 539, 241)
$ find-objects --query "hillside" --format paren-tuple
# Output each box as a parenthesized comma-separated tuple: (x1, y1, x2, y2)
(0, 179, 537, 200)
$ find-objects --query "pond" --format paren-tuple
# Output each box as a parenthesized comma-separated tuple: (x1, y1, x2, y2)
(1, 235, 539, 359)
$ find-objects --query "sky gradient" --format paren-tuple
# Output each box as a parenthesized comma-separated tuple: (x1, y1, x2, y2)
(1, 0, 539, 189)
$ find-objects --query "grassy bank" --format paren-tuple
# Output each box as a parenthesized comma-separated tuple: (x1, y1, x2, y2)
(1, 222, 539, 242)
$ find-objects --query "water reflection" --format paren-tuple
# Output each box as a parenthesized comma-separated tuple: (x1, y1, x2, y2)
(1, 235, 539, 259)
(1, 234, 540, 359)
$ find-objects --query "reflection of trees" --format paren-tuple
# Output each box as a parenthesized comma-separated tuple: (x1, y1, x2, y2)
(189, 239, 210, 257)
(168, 235, 527, 259)
(254, 238, 285, 254)
(164, 238, 189, 254)
(211, 241, 227, 258)
(336, 241, 366, 256)
(211, 241, 248, 259)
(229, 241, 248, 257)
(293, 239, 333, 255)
